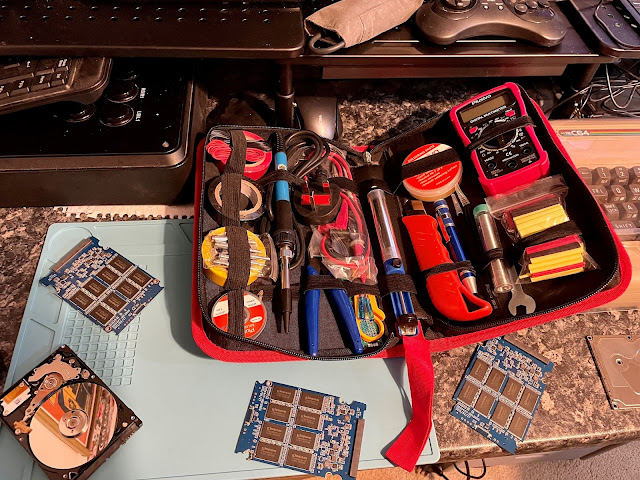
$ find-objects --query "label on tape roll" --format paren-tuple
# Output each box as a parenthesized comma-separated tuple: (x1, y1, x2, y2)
(402, 144, 462, 202)
(211, 291, 266, 339)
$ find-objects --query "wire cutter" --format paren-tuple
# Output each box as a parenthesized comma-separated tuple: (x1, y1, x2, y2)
(304, 262, 364, 357)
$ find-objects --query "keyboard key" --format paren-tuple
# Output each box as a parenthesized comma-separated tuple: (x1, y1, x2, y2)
(9, 78, 31, 96)
(608, 185, 627, 203)
(30, 73, 52, 92)
(578, 167, 592, 185)
(610, 220, 638, 241)
(630, 166, 640, 184)
(51, 70, 68, 87)
(0, 83, 10, 98)
(627, 185, 640, 202)
(589, 185, 608, 203)
(611, 166, 629, 185)
(603, 203, 620, 221)
(56, 58, 70, 71)
(36, 58, 58, 75)
(620, 202, 638, 220)
(593, 167, 611, 186)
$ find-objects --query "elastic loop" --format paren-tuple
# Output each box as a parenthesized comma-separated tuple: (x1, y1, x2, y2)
(400, 148, 461, 180)
(467, 116, 535, 151)
(422, 260, 474, 281)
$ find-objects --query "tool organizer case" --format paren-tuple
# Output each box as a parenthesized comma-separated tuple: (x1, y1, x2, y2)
(191, 83, 631, 470)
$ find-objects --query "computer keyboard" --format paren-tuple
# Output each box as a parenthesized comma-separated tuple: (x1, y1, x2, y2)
(0, 57, 112, 115)
(580, 166, 640, 240)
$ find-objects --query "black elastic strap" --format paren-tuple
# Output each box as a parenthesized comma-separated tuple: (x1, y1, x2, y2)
(329, 177, 358, 194)
(520, 221, 582, 248)
(481, 248, 504, 270)
(303, 275, 346, 292)
(467, 116, 535, 152)
(344, 282, 381, 298)
(223, 226, 251, 291)
(422, 260, 475, 281)
(400, 148, 461, 180)
(258, 170, 304, 188)
(221, 131, 251, 336)
(378, 274, 418, 298)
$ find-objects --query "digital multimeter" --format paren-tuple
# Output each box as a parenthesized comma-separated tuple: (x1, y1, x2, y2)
(450, 82, 549, 195)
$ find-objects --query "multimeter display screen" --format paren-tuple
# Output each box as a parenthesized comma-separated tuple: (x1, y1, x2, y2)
(460, 93, 511, 123)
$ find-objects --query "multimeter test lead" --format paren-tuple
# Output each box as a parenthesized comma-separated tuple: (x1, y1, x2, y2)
(433, 199, 478, 295)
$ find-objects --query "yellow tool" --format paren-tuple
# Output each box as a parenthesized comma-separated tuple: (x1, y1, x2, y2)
(354, 294, 386, 343)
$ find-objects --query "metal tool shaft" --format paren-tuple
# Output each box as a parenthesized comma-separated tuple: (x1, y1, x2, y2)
(474, 205, 512, 294)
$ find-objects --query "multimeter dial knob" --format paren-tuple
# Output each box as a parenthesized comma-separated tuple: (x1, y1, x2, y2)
(442, 0, 475, 10)
(481, 129, 519, 151)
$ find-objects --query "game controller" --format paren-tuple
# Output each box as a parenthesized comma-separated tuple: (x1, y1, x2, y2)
(415, 0, 567, 47)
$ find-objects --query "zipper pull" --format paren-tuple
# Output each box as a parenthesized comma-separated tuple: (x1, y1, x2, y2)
(364, 151, 372, 164)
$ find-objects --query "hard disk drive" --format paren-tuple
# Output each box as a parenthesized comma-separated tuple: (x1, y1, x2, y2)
(0, 345, 142, 480)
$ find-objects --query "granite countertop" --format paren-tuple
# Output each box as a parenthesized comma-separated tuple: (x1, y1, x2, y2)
(1, 77, 639, 463)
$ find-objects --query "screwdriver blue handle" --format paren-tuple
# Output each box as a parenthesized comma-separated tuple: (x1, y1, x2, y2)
(326, 287, 364, 355)
(304, 266, 320, 357)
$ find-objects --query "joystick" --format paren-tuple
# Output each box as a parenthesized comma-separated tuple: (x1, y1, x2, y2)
(415, 0, 567, 46)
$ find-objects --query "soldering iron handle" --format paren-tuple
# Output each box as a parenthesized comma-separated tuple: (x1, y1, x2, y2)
(304, 266, 320, 357)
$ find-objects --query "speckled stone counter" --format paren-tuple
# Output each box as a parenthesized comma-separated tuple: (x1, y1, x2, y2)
(1, 77, 639, 464)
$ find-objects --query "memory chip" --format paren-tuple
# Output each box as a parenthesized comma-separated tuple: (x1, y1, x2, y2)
(260, 422, 287, 442)
(84, 278, 107, 297)
(285, 449, 313, 471)
(129, 268, 152, 287)
(69, 290, 94, 310)
(89, 305, 114, 325)
(469, 359, 490, 381)
(518, 387, 539, 413)
(271, 384, 296, 404)
(491, 401, 512, 427)
(96, 267, 119, 285)
(290, 428, 318, 449)
(299, 391, 324, 410)
(266, 403, 292, 423)
(502, 377, 522, 402)
(457, 381, 480, 406)
(109, 255, 133, 274)
(508, 411, 529, 439)
(295, 410, 321, 430)
(254, 441, 282, 464)
(104, 292, 127, 312)
(116, 281, 140, 300)
(474, 391, 495, 417)
(486, 368, 506, 391)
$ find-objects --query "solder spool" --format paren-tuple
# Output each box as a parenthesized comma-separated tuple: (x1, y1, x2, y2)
(201, 227, 268, 286)
(211, 290, 267, 339)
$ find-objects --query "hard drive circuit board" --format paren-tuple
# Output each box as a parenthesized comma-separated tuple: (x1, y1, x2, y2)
(451, 337, 554, 453)
(40, 236, 162, 334)
(237, 380, 366, 480)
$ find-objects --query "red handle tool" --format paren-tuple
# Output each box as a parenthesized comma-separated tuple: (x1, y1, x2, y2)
(402, 213, 492, 321)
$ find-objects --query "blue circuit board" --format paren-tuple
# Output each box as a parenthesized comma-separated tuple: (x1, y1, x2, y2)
(40, 236, 163, 334)
(236, 381, 366, 480)
(451, 337, 554, 454)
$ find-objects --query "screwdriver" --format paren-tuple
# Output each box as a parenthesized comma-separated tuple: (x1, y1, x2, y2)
(272, 134, 296, 333)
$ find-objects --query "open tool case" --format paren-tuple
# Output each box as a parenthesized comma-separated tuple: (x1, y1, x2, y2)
(191, 84, 631, 470)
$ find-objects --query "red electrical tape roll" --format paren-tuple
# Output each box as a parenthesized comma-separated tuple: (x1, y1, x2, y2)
(206, 130, 272, 181)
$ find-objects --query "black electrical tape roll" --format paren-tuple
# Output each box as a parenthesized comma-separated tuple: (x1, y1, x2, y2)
(208, 176, 265, 222)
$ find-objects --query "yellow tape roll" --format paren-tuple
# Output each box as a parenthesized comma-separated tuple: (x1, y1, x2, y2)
(201, 227, 267, 286)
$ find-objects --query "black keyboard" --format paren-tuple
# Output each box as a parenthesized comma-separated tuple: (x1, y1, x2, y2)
(0, 57, 112, 115)
(581, 166, 640, 240)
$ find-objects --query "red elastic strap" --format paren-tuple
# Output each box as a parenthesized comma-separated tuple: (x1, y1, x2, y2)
(384, 330, 435, 471)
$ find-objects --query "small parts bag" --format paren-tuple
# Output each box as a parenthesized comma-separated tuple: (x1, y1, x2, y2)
(191, 83, 631, 471)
